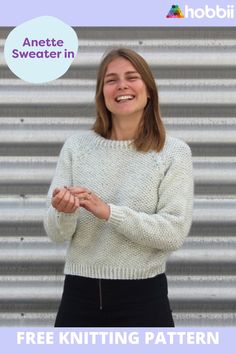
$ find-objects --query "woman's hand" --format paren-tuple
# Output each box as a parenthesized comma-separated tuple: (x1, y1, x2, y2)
(52, 187, 80, 213)
(67, 187, 110, 221)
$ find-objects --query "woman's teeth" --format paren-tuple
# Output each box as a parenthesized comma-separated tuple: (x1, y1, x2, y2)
(116, 95, 134, 102)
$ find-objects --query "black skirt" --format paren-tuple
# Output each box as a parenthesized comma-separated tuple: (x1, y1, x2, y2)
(55, 273, 174, 327)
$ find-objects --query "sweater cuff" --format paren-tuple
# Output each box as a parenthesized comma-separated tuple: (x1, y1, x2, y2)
(56, 208, 80, 225)
(49, 205, 79, 227)
(107, 203, 124, 227)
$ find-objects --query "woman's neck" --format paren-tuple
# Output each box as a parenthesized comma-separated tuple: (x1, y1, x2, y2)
(110, 117, 140, 141)
(109, 127, 136, 141)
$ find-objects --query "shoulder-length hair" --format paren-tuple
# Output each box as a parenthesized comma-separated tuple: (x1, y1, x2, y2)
(92, 48, 166, 152)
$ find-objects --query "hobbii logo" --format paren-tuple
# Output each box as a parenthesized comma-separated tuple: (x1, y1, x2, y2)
(185, 4, 234, 19)
(166, 4, 235, 19)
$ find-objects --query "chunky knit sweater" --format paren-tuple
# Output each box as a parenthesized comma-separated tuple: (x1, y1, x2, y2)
(44, 130, 193, 280)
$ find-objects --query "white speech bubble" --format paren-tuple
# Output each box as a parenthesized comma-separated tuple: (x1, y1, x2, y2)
(4, 16, 78, 83)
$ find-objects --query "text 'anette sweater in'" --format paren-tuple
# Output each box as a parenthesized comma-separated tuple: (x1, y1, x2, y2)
(44, 130, 194, 280)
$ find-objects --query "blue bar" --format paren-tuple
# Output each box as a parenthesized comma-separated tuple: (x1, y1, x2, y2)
(0, 0, 236, 26)
(0, 328, 235, 354)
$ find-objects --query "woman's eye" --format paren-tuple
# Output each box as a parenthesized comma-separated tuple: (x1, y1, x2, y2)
(128, 76, 139, 81)
(105, 79, 116, 84)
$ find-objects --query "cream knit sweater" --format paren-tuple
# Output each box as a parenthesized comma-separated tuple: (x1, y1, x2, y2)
(44, 130, 193, 279)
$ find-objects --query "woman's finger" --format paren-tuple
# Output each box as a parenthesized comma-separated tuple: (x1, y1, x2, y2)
(74, 197, 80, 210)
(68, 187, 91, 195)
(70, 197, 80, 213)
(56, 190, 71, 210)
(52, 188, 67, 207)
(79, 198, 92, 210)
(52, 187, 62, 197)
(75, 192, 92, 201)
(63, 193, 76, 212)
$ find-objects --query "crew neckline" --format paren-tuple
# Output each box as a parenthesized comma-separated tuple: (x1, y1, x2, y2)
(89, 130, 135, 149)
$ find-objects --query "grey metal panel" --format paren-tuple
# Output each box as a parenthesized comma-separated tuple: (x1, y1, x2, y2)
(0, 27, 236, 326)
(0, 117, 235, 156)
(1, 156, 236, 195)
(1, 79, 236, 105)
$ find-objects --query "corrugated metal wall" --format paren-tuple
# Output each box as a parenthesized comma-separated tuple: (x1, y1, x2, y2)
(0, 27, 235, 326)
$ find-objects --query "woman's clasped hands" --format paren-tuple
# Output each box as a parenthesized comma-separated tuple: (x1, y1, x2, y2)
(51, 186, 110, 220)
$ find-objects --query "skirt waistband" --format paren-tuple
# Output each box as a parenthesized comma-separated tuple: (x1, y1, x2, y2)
(63, 273, 168, 304)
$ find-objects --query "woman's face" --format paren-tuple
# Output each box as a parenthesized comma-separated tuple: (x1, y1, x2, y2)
(103, 57, 149, 121)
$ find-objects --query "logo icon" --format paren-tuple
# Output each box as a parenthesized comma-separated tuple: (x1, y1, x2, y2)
(166, 4, 184, 18)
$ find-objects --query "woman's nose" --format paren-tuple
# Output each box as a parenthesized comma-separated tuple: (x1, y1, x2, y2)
(117, 79, 128, 90)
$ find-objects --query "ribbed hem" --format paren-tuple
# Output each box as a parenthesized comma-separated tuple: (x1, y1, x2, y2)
(64, 262, 166, 280)
(107, 203, 124, 227)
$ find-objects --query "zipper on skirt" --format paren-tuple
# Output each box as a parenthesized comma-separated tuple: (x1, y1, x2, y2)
(98, 279, 103, 310)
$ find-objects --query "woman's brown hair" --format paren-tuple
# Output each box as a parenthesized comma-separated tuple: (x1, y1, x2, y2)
(92, 48, 166, 152)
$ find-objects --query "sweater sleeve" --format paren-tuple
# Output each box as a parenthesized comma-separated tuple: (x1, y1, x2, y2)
(107, 144, 194, 251)
(43, 138, 79, 243)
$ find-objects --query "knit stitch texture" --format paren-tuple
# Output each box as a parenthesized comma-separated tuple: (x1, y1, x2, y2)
(44, 130, 194, 279)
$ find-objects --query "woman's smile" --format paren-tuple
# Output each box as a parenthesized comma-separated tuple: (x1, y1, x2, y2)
(115, 94, 135, 103)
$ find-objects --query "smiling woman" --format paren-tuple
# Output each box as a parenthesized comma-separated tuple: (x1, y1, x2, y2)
(102, 57, 149, 137)
(94, 48, 165, 150)
(44, 47, 194, 327)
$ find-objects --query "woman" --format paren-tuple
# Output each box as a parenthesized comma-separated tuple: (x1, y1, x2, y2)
(44, 48, 193, 327)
